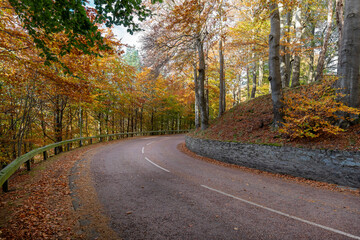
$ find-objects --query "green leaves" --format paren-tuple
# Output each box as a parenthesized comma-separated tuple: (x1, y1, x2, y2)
(8, 0, 162, 63)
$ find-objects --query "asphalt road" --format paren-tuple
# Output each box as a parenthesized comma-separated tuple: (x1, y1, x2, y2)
(90, 135, 360, 240)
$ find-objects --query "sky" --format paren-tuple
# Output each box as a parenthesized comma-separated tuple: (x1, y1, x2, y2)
(87, 0, 142, 49)
(111, 26, 142, 49)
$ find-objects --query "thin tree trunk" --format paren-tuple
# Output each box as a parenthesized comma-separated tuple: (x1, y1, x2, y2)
(238, 74, 242, 103)
(79, 104, 83, 146)
(337, 0, 360, 108)
(140, 107, 143, 132)
(54, 96, 65, 154)
(151, 110, 154, 131)
(291, 5, 302, 88)
(251, 61, 257, 98)
(194, 64, 200, 128)
(205, 76, 209, 120)
(336, 0, 344, 71)
(269, 1, 284, 127)
(308, 23, 316, 82)
(218, 38, 226, 117)
(315, 0, 335, 82)
(279, 3, 287, 87)
(246, 67, 250, 99)
(280, 8, 292, 87)
(258, 59, 264, 86)
(196, 36, 209, 130)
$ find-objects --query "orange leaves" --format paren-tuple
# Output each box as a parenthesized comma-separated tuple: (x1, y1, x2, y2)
(280, 76, 360, 139)
(0, 150, 81, 239)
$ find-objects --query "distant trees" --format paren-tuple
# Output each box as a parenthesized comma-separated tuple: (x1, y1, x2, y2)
(0, 0, 193, 165)
(2, 0, 359, 165)
(139, 0, 360, 130)
(142, 0, 226, 130)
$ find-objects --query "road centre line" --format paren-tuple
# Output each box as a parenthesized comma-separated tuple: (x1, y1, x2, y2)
(201, 185, 360, 240)
(146, 141, 154, 146)
(145, 157, 170, 173)
(142, 147, 144, 154)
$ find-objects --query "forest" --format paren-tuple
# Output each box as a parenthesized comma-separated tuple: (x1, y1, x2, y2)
(1, 0, 360, 165)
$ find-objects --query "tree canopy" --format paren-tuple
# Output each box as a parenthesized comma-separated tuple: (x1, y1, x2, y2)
(8, 0, 162, 63)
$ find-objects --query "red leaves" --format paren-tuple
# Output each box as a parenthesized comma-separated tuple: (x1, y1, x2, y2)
(190, 81, 360, 151)
(0, 152, 80, 239)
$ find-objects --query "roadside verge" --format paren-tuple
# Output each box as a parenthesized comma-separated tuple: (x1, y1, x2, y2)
(185, 136, 360, 188)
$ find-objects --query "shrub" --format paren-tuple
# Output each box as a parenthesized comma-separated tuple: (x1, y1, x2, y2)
(280, 77, 360, 139)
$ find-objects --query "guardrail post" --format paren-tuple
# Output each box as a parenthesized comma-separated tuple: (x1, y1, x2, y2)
(2, 179, 8, 192)
(2, 164, 8, 192)
(26, 160, 31, 171)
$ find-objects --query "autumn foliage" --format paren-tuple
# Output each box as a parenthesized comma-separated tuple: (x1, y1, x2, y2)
(0, 0, 195, 165)
(280, 77, 360, 139)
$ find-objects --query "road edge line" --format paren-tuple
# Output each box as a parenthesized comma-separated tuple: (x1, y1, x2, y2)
(201, 185, 360, 240)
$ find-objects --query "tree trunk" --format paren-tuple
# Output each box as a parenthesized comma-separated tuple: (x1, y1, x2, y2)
(151, 109, 155, 131)
(194, 64, 200, 128)
(337, 0, 360, 108)
(246, 67, 250, 99)
(218, 38, 226, 117)
(315, 0, 335, 82)
(251, 61, 257, 98)
(336, 0, 344, 71)
(205, 76, 209, 120)
(291, 5, 302, 88)
(140, 107, 143, 132)
(307, 22, 316, 82)
(79, 105, 83, 146)
(196, 37, 209, 130)
(54, 96, 66, 154)
(238, 74, 242, 103)
(280, 4, 292, 88)
(269, 1, 284, 127)
(258, 59, 264, 86)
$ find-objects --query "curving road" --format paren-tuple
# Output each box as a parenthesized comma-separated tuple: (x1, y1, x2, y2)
(89, 135, 360, 240)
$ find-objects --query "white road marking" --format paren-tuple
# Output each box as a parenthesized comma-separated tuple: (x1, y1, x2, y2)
(145, 157, 170, 173)
(146, 141, 154, 146)
(142, 147, 144, 154)
(143, 137, 156, 140)
(201, 185, 360, 240)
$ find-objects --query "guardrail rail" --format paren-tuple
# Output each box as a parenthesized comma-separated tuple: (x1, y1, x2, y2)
(0, 130, 189, 192)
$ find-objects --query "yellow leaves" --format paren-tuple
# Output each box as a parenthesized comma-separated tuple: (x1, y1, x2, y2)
(280, 76, 360, 139)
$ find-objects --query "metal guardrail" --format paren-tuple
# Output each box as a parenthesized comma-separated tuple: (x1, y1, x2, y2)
(0, 130, 190, 192)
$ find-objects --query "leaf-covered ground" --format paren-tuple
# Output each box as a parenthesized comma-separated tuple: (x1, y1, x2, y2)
(190, 93, 360, 152)
(0, 151, 81, 239)
(0, 142, 118, 240)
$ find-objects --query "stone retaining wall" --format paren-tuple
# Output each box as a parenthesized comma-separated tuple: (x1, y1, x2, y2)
(185, 136, 360, 188)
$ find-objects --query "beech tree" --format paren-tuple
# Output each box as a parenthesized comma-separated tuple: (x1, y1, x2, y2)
(315, 0, 335, 82)
(268, 0, 283, 127)
(291, 3, 302, 88)
(337, 0, 360, 109)
(142, 0, 224, 130)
